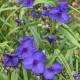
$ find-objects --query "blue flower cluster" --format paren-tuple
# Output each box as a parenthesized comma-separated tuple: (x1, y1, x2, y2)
(15, 1, 69, 25)
(4, 36, 62, 80)
(31, 2, 69, 23)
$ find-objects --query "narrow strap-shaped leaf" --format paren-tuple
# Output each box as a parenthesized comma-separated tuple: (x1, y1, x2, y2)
(58, 25, 80, 48)
(0, 72, 8, 80)
(29, 26, 45, 50)
(22, 66, 28, 80)
(11, 69, 19, 80)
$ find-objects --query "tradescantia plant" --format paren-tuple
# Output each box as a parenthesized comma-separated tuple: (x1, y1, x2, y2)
(0, 0, 80, 80)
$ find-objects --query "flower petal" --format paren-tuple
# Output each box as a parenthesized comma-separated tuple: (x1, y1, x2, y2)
(41, 9, 49, 16)
(49, 7, 59, 14)
(43, 68, 54, 79)
(52, 62, 63, 75)
(56, 2, 68, 12)
(57, 13, 69, 23)
(19, 36, 34, 44)
(49, 7, 59, 20)
(22, 58, 33, 69)
(11, 55, 19, 66)
(32, 51, 47, 62)
(73, 71, 78, 77)
(74, 77, 78, 80)
(3, 54, 10, 67)
(22, 0, 34, 7)
(22, 51, 33, 58)
(32, 62, 45, 74)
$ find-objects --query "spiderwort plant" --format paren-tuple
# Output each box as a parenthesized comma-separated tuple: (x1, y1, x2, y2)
(2, 0, 79, 80)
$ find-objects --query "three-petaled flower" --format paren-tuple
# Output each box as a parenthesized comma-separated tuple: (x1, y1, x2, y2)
(16, 36, 37, 59)
(48, 2, 69, 23)
(22, 51, 47, 74)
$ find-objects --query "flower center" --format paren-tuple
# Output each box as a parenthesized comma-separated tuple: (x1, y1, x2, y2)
(33, 59, 39, 66)
(22, 47, 28, 53)
(58, 10, 63, 14)
(48, 67, 54, 72)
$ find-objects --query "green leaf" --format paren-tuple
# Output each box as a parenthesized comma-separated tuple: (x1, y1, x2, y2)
(45, 49, 60, 67)
(6, 27, 20, 38)
(0, 6, 18, 12)
(59, 25, 80, 48)
(0, 17, 14, 28)
(11, 69, 19, 80)
(57, 49, 74, 80)
(0, 72, 8, 80)
(34, 0, 55, 6)
(22, 67, 28, 80)
(29, 26, 45, 50)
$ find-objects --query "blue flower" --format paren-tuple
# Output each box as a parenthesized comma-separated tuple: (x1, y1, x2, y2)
(30, 10, 36, 17)
(41, 9, 49, 16)
(43, 62, 62, 79)
(15, 18, 21, 26)
(73, 71, 78, 80)
(22, 51, 47, 74)
(22, 0, 34, 7)
(49, 2, 69, 23)
(3, 53, 19, 67)
(48, 35, 56, 43)
(16, 39, 37, 59)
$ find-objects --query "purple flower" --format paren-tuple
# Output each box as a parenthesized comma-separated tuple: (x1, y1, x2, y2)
(3, 53, 19, 67)
(22, 51, 47, 74)
(43, 62, 62, 79)
(19, 36, 34, 44)
(15, 18, 21, 26)
(16, 38, 37, 58)
(48, 35, 56, 43)
(22, 0, 34, 7)
(30, 10, 36, 17)
(49, 2, 69, 23)
(41, 9, 49, 16)
(73, 71, 78, 80)
(44, 4, 51, 8)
